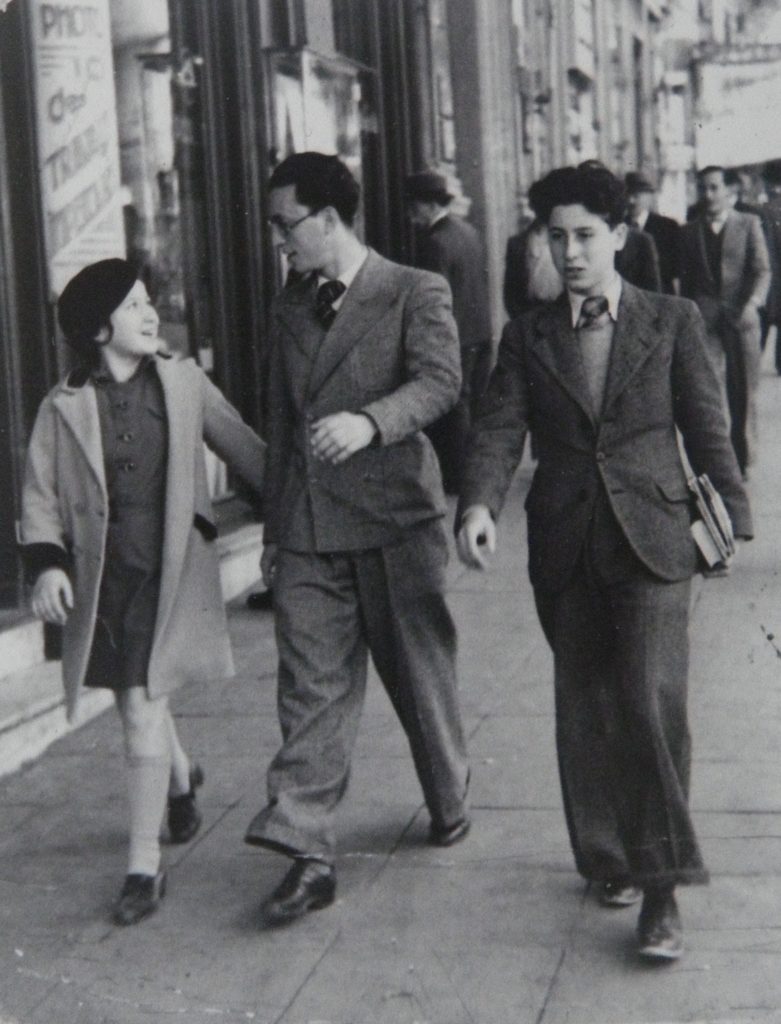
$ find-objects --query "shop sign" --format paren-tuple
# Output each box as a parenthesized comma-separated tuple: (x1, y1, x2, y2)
(696, 57, 781, 167)
(28, 0, 125, 294)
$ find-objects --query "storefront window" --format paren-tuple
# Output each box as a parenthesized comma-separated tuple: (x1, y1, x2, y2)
(266, 48, 364, 283)
(27, 0, 227, 494)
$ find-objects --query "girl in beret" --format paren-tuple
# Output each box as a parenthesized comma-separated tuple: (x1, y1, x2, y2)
(20, 259, 266, 925)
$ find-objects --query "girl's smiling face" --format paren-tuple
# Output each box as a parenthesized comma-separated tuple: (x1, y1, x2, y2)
(102, 279, 160, 361)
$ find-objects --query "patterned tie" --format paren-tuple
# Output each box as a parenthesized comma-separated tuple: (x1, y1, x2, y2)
(576, 294, 609, 330)
(315, 279, 346, 329)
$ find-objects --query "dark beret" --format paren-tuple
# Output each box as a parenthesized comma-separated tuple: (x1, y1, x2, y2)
(57, 258, 138, 346)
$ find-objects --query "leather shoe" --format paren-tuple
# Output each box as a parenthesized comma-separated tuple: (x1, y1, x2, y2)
(262, 859, 336, 925)
(637, 890, 683, 960)
(599, 878, 642, 908)
(113, 870, 167, 926)
(167, 763, 204, 844)
(428, 816, 471, 847)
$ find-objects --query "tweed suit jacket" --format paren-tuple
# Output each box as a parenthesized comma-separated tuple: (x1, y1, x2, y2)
(263, 248, 461, 552)
(679, 210, 771, 331)
(415, 214, 492, 350)
(459, 283, 752, 593)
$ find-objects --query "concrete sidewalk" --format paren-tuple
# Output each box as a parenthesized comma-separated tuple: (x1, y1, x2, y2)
(2, 369, 781, 1024)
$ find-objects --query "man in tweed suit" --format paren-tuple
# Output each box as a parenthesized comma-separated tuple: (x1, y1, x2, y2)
(457, 164, 751, 961)
(245, 153, 470, 924)
(679, 165, 771, 476)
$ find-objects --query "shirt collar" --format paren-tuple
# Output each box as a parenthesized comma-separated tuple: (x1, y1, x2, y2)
(706, 209, 730, 233)
(631, 209, 649, 231)
(317, 248, 368, 309)
(567, 275, 623, 328)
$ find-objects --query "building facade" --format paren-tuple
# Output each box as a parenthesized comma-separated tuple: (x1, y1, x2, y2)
(0, 0, 677, 629)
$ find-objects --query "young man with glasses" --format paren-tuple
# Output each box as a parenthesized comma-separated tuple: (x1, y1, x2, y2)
(245, 152, 471, 925)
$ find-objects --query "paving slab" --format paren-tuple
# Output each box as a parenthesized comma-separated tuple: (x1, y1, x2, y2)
(2, 375, 781, 1024)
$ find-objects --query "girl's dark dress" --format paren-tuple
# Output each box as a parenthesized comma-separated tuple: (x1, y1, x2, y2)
(84, 360, 168, 691)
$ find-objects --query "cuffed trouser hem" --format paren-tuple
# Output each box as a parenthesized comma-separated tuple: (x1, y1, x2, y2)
(244, 810, 334, 864)
(632, 868, 709, 888)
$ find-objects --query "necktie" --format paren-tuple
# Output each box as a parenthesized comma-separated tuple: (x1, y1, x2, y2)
(576, 295, 609, 330)
(315, 279, 346, 329)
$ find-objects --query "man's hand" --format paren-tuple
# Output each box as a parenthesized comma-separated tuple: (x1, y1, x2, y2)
(310, 412, 377, 464)
(260, 543, 278, 588)
(456, 505, 496, 570)
(31, 568, 73, 625)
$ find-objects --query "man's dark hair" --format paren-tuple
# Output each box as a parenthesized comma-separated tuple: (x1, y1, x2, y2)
(269, 152, 361, 226)
(530, 164, 627, 227)
(698, 165, 726, 182)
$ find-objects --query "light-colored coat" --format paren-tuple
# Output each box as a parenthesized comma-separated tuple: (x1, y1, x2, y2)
(21, 356, 266, 720)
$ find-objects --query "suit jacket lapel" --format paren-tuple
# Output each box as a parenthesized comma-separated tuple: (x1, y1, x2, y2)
(52, 383, 106, 496)
(720, 211, 740, 282)
(528, 297, 596, 426)
(307, 250, 397, 398)
(601, 284, 659, 417)
(274, 276, 324, 407)
(695, 220, 719, 292)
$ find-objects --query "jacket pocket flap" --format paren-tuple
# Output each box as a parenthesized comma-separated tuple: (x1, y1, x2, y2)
(655, 479, 691, 503)
(193, 513, 218, 541)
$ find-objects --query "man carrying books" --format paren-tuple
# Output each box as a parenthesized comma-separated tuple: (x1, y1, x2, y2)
(456, 164, 752, 962)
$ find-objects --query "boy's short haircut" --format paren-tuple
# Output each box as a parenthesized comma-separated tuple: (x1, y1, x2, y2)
(530, 164, 627, 228)
(269, 152, 361, 227)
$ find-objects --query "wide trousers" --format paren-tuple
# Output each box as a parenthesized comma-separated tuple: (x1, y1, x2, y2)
(535, 562, 708, 889)
(706, 315, 761, 475)
(245, 519, 470, 861)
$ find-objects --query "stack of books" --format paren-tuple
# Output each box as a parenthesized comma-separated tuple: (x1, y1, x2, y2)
(688, 473, 735, 570)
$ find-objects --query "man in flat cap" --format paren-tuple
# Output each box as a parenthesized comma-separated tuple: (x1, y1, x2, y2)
(405, 170, 492, 493)
(625, 172, 681, 295)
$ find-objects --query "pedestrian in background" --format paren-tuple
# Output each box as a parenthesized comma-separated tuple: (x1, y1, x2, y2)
(404, 170, 493, 493)
(760, 158, 781, 373)
(625, 171, 681, 294)
(20, 259, 266, 926)
(503, 181, 564, 320)
(457, 163, 751, 961)
(579, 161, 662, 292)
(244, 153, 471, 926)
(679, 165, 771, 477)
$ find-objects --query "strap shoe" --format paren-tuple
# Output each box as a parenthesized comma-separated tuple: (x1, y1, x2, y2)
(113, 870, 167, 926)
(167, 763, 204, 844)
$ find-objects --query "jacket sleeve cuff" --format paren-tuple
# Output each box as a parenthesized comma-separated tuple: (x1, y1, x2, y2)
(20, 543, 70, 585)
